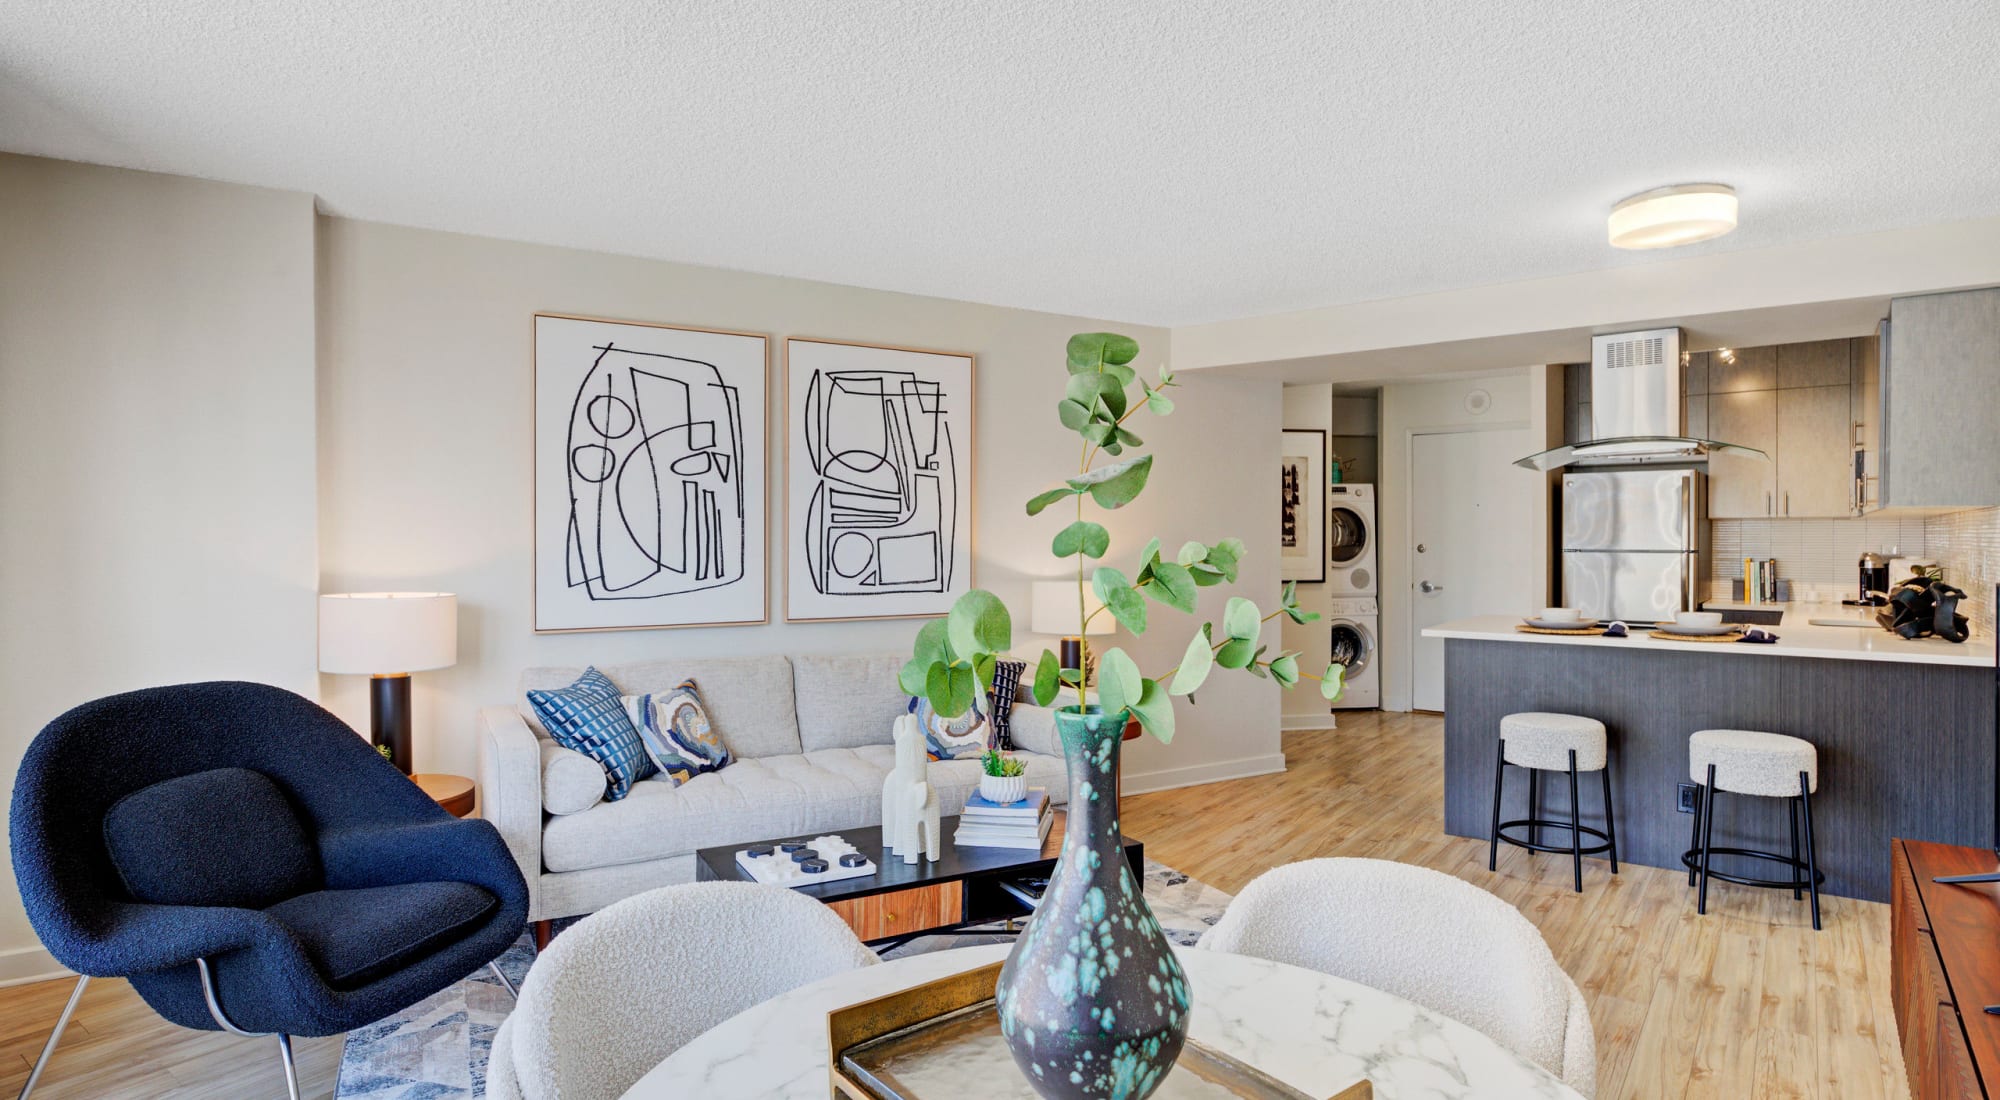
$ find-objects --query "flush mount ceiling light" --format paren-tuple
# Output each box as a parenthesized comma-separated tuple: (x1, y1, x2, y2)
(1607, 183, 1738, 250)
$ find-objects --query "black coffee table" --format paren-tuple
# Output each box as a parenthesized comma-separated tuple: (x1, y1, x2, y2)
(693, 813, 1144, 950)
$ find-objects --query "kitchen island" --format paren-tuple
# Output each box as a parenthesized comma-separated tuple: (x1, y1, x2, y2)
(1423, 613, 1995, 901)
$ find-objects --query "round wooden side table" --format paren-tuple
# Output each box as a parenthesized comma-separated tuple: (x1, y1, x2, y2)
(412, 773, 476, 818)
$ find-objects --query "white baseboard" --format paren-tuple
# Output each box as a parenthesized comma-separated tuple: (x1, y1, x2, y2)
(1280, 713, 1339, 732)
(1122, 753, 1287, 797)
(0, 942, 68, 988)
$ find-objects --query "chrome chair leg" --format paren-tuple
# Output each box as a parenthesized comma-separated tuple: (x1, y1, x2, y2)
(488, 960, 519, 999)
(18, 974, 89, 1100)
(276, 1033, 301, 1100)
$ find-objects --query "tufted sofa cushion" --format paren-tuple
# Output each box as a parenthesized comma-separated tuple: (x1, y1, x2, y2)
(521, 656, 802, 760)
(539, 746, 1070, 873)
(792, 653, 909, 752)
(102, 767, 318, 909)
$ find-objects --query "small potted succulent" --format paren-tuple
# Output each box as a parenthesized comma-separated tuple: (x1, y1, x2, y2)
(978, 749, 1029, 805)
(901, 332, 1345, 1100)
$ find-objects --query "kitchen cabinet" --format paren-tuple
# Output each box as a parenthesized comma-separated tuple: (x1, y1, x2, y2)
(1709, 344, 1776, 392)
(1775, 384, 1854, 516)
(1707, 390, 1777, 517)
(1882, 287, 2000, 509)
(1777, 339, 1852, 389)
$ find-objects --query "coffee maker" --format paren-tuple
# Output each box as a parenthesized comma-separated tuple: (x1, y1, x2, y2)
(1850, 552, 1891, 607)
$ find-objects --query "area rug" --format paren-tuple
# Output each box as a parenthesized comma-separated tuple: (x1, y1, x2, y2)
(333, 860, 1232, 1099)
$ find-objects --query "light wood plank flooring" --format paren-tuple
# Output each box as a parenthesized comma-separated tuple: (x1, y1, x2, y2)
(0, 710, 1906, 1098)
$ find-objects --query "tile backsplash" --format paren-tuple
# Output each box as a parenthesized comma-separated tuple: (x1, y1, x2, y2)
(1710, 507, 1998, 635)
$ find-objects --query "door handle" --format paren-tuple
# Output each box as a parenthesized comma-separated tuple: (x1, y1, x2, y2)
(1766, 490, 1773, 516)
(1784, 491, 1790, 516)
(1419, 580, 1444, 594)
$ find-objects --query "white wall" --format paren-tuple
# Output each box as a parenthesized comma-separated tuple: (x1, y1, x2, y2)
(315, 218, 1286, 791)
(0, 156, 319, 981)
(1376, 369, 1556, 711)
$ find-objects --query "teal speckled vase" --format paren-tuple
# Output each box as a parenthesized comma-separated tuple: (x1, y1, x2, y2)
(995, 705, 1190, 1100)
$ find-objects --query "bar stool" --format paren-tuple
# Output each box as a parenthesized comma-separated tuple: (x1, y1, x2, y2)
(1488, 712, 1618, 893)
(1681, 728, 1823, 930)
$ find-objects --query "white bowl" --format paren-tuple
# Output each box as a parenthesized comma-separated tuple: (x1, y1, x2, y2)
(1540, 607, 1581, 623)
(1674, 611, 1724, 628)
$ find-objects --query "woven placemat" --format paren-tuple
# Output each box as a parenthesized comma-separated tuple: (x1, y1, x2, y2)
(1515, 624, 1606, 636)
(1647, 628, 1747, 643)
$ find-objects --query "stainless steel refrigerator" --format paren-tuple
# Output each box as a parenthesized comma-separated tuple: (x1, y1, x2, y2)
(1561, 468, 1705, 623)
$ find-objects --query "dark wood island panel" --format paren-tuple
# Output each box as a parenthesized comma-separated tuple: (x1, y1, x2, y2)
(1443, 638, 1994, 901)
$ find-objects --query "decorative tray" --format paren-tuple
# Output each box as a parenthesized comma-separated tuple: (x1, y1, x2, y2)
(828, 962, 1370, 1100)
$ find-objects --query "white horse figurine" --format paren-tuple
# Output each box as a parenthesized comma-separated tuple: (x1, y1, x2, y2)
(882, 715, 941, 864)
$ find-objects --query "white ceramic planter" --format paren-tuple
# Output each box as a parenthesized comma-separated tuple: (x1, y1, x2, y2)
(979, 772, 1028, 805)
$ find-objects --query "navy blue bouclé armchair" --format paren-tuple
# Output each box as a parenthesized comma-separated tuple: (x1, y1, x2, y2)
(9, 681, 529, 1099)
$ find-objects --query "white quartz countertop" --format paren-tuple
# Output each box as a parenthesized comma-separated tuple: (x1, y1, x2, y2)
(1424, 609, 1994, 667)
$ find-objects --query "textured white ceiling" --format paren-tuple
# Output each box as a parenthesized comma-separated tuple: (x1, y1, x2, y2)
(3, 1, 1998, 326)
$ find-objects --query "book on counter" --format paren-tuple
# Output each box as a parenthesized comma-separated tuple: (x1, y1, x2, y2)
(962, 789, 1049, 821)
(955, 789, 1053, 849)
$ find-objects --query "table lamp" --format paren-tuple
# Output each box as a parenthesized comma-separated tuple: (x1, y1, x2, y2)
(318, 592, 457, 773)
(1030, 580, 1113, 686)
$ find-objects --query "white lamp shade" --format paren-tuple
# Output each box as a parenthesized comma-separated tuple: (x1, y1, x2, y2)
(1030, 580, 1113, 636)
(1607, 183, 1738, 250)
(318, 593, 458, 674)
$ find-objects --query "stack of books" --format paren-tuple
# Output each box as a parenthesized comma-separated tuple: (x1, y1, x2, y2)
(954, 789, 1052, 849)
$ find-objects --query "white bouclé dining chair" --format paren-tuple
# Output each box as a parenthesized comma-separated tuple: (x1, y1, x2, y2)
(1197, 858, 1596, 1098)
(486, 881, 878, 1100)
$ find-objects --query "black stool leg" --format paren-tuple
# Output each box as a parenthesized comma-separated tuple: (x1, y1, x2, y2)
(1788, 797, 1803, 901)
(1600, 763, 1619, 874)
(1686, 781, 1703, 887)
(1800, 770, 1821, 931)
(1567, 749, 1583, 893)
(1489, 739, 1506, 872)
(1527, 769, 1540, 849)
(1697, 764, 1718, 915)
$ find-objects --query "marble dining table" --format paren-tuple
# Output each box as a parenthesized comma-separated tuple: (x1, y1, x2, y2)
(620, 943, 1584, 1099)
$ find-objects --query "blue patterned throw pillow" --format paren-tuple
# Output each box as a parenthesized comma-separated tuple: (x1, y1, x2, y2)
(527, 668, 655, 801)
(623, 679, 730, 784)
(910, 692, 991, 760)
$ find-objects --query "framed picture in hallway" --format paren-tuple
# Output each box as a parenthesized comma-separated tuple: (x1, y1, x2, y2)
(784, 337, 975, 622)
(532, 313, 769, 632)
(1280, 429, 1326, 583)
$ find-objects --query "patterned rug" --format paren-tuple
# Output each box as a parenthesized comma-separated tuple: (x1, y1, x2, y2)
(333, 860, 1232, 1099)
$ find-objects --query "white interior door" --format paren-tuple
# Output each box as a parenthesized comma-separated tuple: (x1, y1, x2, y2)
(1410, 429, 1544, 710)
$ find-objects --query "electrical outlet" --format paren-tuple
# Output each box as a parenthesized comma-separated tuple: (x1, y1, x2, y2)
(1677, 782, 1699, 814)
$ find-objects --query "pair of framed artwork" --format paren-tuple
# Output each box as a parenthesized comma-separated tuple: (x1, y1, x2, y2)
(532, 312, 973, 632)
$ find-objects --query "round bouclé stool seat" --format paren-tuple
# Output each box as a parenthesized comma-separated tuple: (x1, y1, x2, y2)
(1489, 713, 1617, 893)
(1682, 729, 1823, 930)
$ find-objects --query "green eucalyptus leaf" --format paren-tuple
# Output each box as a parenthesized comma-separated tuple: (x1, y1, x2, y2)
(899, 658, 936, 697)
(1320, 663, 1347, 702)
(1101, 439, 1124, 457)
(1093, 566, 1147, 634)
(1269, 652, 1300, 686)
(1051, 520, 1111, 559)
(1170, 630, 1214, 696)
(1216, 637, 1256, 669)
(925, 663, 972, 718)
(946, 590, 1011, 659)
(1247, 661, 1269, 679)
(1066, 454, 1153, 510)
(1057, 398, 1094, 432)
(1096, 647, 1143, 717)
(1026, 486, 1080, 516)
(1032, 650, 1061, 705)
(973, 652, 997, 693)
(912, 618, 952, 665)
(1177, 540, 1207, 566)
(1223, 596, 1261, 641)
(1281, 580, 1299, 608)
(1067, 332, 1141, 371)
(1188, 562, 1225, 587)
(1066, 372, 1127, 420)
(1059, 666, 1085, 686)
(1131, 678, 1175, 743)
(1145, 388, 1175, 416)
(1081, 419, 1116, 446)
(1145, 561, 1198, 613)
(1112, 427, 1143, 449)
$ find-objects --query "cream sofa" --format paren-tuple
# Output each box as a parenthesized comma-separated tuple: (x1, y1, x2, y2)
(476, 652, 1068, 930)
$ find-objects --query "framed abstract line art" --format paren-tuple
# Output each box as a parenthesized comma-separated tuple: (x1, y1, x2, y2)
(784, 337, 975, 622)
(1280, 428, 1326, 583)
(533, 313, 768, 632)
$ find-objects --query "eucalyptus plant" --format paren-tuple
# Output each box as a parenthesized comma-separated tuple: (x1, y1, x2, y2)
(901, 333, 1346, 740)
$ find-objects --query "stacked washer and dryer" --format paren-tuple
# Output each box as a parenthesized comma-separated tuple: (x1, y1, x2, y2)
(1325, 484, 1379, 708)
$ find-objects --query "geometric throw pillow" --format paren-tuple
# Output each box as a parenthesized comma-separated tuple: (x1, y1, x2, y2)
(526, 667, 655, 801)
(986, 658, 1026, 750)
(623, 682, 728, 786)
(909, 691, 992, 761)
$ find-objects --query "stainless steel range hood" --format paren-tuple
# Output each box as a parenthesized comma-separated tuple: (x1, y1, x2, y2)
(1515, 327, 1769, 471)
